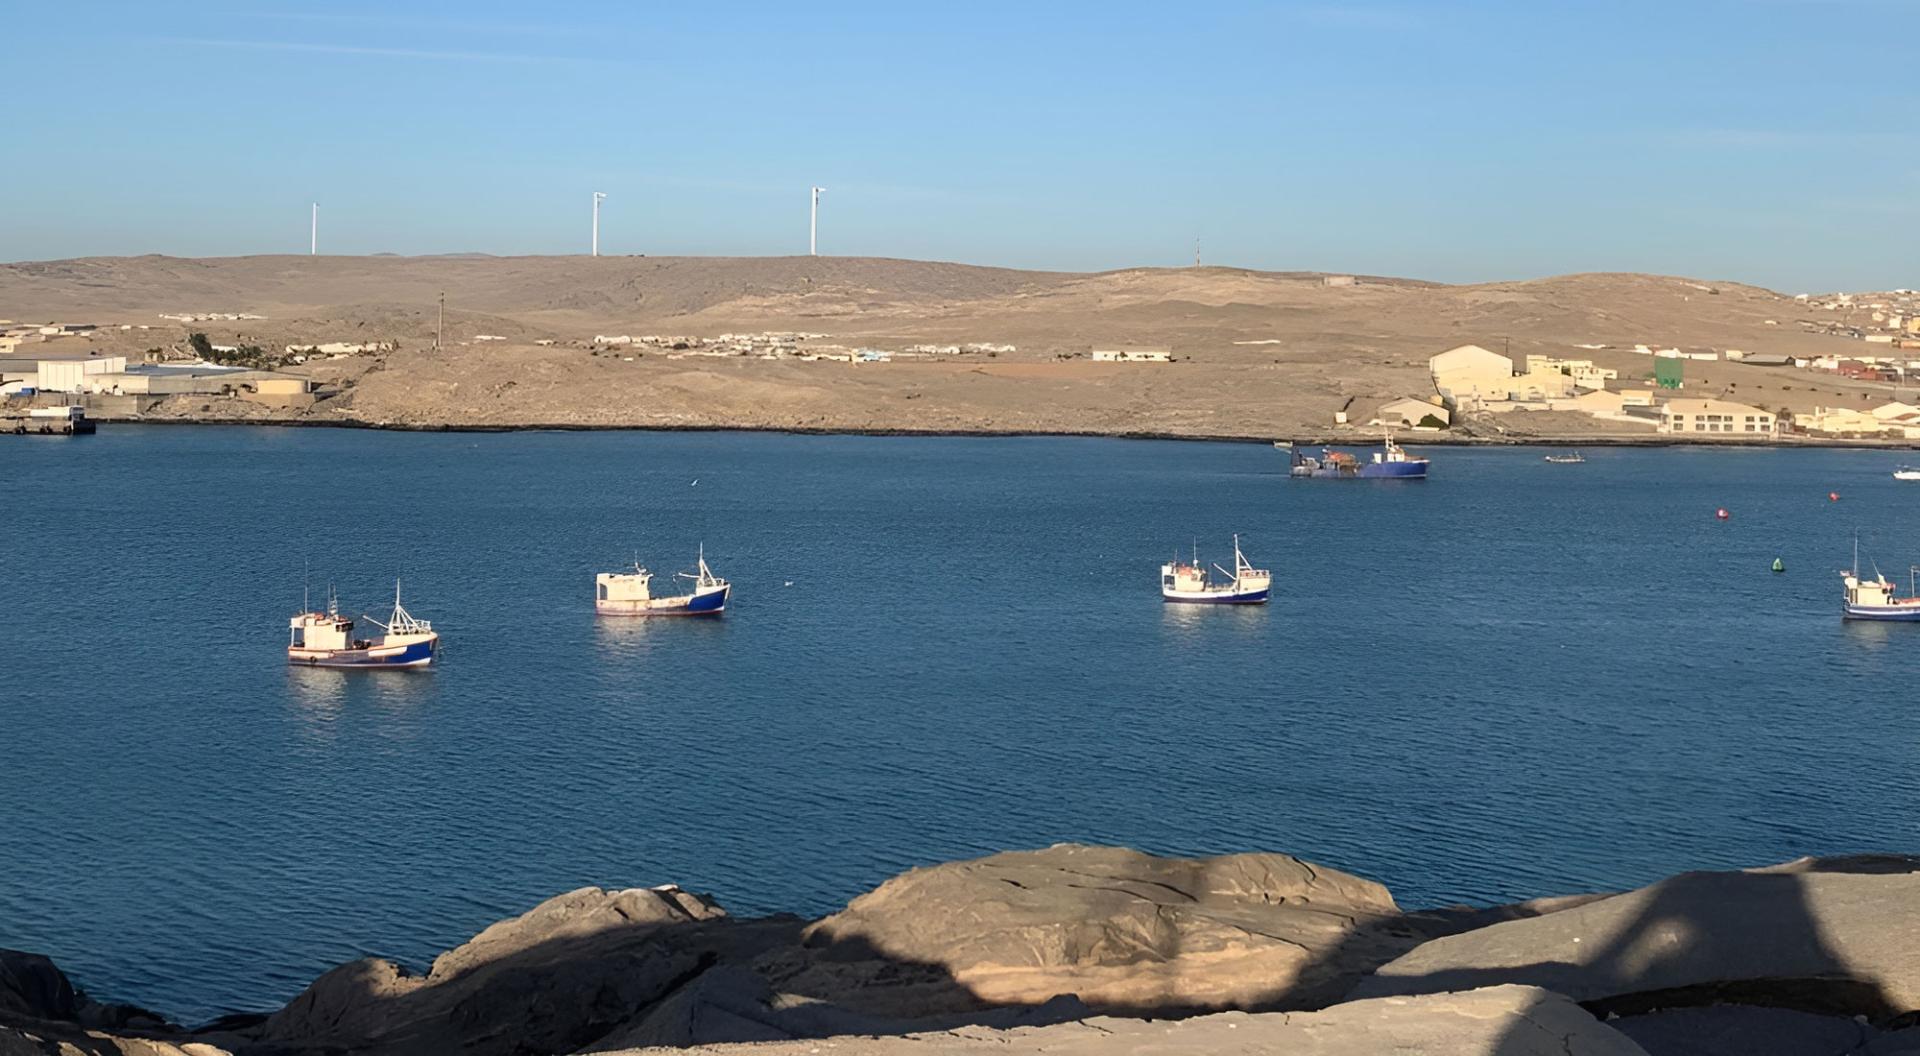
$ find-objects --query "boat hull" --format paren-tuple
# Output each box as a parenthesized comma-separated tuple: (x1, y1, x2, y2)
(1843, 604, 1920, 621)
(288, 633, 438, 668)
(1292, 461, 1428, 480)
(1162, 586, 1270, 605)
(597, 584, 729, 617)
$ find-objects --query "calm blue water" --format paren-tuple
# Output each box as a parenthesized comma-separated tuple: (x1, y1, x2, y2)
(3, 427, 1917, 1022)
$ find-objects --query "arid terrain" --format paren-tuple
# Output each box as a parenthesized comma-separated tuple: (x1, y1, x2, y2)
(1, 254, 1903, 440)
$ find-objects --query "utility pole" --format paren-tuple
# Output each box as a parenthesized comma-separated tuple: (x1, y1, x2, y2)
(436, 291, 444, 351)
(592, 192, 606, 256)
(810, 187, 824, 256)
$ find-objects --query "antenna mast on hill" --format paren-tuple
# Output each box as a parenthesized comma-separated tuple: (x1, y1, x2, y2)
(310, 203, 318, 256)
(810, 187, 824, 256)
(1194, 238, 1201, 267)
(591, 192, 607, 257)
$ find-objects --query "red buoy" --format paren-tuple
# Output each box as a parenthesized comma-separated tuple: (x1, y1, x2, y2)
(1716, 508, 1730, 520)
(1830, 491, 1841, 502)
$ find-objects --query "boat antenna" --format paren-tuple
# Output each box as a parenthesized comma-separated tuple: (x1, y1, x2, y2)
(303, 557, 310, 614)
(1854, 532, 1860, 577)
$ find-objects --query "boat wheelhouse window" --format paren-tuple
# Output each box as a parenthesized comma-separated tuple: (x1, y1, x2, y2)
(597, 583, 608, 600)
(291, 628, 305, 647)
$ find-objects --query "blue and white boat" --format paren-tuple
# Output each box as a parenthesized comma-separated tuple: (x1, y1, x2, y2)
(596, 547, 730, 617)
(1161, 536, 1271, 604)
(1841, 543, 1920, 621)
(288, 583, 438, 668)
(1282, 433, 1429, 479)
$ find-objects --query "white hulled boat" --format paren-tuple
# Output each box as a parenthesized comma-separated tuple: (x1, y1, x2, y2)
(596, 546, 730, 617)
(1161, 536, 1271, 604)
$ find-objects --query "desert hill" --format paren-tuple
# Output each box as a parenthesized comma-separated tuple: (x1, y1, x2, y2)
(0, 255, 1882, 439)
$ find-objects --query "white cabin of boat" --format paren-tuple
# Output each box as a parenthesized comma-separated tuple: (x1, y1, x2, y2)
(597, 563, 661, 606)
(1843, 572, 1899, 608)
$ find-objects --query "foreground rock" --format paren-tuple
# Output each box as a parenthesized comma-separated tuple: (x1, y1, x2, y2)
(775, 843, 1425, 1016)
(0, 950, 223, 1056)
(1608, 1005, 1920, 1056)
(1352, 855, 1920, 1019)
(603, 985, 1648, 1056)
(243, 885, 798, 1056)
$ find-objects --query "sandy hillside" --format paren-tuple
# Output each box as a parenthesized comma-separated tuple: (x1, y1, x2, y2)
(0, 255, 1886, 439)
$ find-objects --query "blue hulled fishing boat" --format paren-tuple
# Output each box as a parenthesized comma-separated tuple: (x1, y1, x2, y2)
(288, 583, 438, 668)
(595, 547, 730, 617)
(1281, 433, 1429, 479)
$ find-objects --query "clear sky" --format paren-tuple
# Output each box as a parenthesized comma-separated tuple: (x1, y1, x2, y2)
(4, 1, 1914, 290)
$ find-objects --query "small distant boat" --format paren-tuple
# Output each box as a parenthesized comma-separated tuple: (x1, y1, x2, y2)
(596, 547, 730, 617)
(1841, 540, 1920, 621)
(1544, 451, 1586, 464)
(1894, 466, 1920, 481)
(1161, 536, 1271, 605)
(1285, 433, 1429, 479)
(288, 582, 438, 668)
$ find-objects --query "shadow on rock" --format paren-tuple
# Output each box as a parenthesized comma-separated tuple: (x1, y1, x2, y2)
(1343, 854, 1920, 1056)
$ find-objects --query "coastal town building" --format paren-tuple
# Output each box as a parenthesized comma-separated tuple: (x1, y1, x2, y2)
(1798, 406, 1887, 437)
(1657, 399, 1778, 438)
(1429, 345, 1514, 410)
(1373, 397, 1451, 429)
(1870, 402, 1920, 438)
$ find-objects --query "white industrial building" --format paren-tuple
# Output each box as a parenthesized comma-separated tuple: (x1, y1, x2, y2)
(1429, 345, 1515, 410)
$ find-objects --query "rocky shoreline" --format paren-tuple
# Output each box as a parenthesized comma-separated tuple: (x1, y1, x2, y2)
(6, 845, 1918, 1055)
(75, 411, 1920, 450)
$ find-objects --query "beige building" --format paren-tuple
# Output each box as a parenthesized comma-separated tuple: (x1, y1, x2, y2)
(1799, 406, 1887, 437)
(1374, 397, 1451, 428)
(1658, 399, 1778, 438)
(1509, 368, 1576, 401)
(1429, 344, 1514, 409)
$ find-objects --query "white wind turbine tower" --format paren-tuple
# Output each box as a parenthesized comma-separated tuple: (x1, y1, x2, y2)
(810, 186, 824, 256)
(310, 203, 318, 255)
(591, 192, 607, 257)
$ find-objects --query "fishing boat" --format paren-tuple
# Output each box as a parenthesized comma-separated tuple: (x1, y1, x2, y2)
(595, 547, 730, 616)
(1544, 451, 1586, 464)
(1161, 536, 1271, 604)
(1894, 466, 1920, 481)
(1284, 433, 1429, 479)
(288, 582, 438, 667)
(1840, 541, 1920, 621)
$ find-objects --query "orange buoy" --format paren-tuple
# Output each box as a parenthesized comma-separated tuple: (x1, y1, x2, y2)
(1716, 508, 1730, 520)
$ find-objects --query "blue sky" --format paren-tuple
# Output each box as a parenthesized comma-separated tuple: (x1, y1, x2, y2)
(3, 1, 1914, 289)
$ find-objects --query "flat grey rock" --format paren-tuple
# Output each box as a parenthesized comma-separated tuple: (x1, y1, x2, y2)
(1611, 1005, 1876, 1056)
(1352, 857, 1920, 1018)
(602, 985, 1649, 1055)
(787, 843, 1421, 1015)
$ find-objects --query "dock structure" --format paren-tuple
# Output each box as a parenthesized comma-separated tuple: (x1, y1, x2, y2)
(3, 406, 95, 435)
